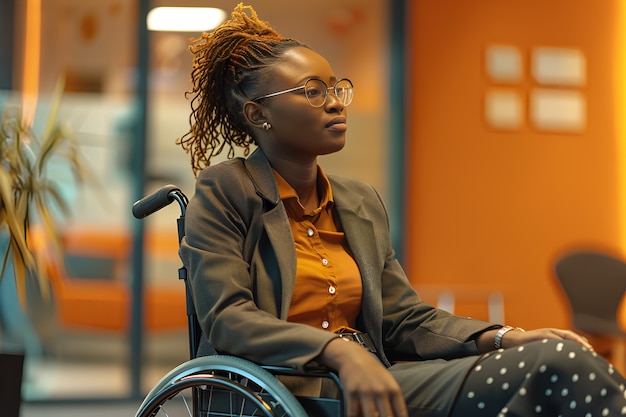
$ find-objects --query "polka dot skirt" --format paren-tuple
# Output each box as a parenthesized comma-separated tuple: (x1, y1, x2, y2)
(450, 339, 626, 416)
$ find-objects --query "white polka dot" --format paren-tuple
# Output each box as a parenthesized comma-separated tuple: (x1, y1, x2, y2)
(568, 351, 576, 359)
(589, 372, 596, 381)
(487, 377, 494, 384)
(519, 387, 527, 396)
(535, 405, 543, 413)
(600, 388, 607, 397)
(525, 372, 532, 380)
(586, 413, 592, 417)
(495, 354, 502, 360)
(585, 395, 592, 403)
(569, 400, 577, 409)
(539, 365, 547, 373)
(500, 367, 507, 375)
(556, 342, 564, 351)
(602, 408, 610, 416)
(517, 346, 525, 352)
(550, 374, 558, 383)
(545, 388, 553, 397)
(620, 405, 626, 414)
(609, 366, 615, 375)
(561, 388, 569, 396)
(502, 382, 510, 390)
(478, 402, 485, 409)
(475, 365, 482, 372)
(542, 339, 549, 344)
(572, 374, 579, 382)
(467, 391, 475, 399)
(518, 361, 526, 368)
(501, 407, 509, 413)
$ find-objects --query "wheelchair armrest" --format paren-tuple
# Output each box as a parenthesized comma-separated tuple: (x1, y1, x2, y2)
(262, 364, 345, 417)
(262, 364, 340, 380)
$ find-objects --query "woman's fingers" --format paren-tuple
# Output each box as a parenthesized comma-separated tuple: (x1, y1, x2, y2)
(345, 366, 408, 417)
(390, 389, 409, 417)
(553, 329, 594, 350)
(512, 328, 595, 351)
(320, 338, 408, 417)
(348, 389, 407, 417)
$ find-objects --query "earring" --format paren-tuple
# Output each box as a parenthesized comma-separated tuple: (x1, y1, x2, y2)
(262, 122, 272, 131)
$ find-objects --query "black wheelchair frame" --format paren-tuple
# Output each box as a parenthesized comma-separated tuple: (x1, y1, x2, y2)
(132, 184, 345, 417)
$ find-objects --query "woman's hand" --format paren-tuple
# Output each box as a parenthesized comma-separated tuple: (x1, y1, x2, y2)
(477, 327, 593, 352)
(319, 338, 408, 417)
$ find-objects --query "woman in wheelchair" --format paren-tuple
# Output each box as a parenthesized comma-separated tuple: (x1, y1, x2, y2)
(177, 4, 626, 416)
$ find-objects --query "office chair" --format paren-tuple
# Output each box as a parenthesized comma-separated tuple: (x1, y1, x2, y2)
(554, 250, 626, 374)
(132, 185, 344, 417)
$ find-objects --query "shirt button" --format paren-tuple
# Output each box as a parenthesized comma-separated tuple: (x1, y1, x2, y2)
(321, 258, 329, 266)
(328, 285, 336, 295)
(307, 228, 314, 237)
(321, 320, 330, 329)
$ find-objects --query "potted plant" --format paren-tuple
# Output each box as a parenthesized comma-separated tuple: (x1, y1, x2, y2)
(0, 79, 85, 416)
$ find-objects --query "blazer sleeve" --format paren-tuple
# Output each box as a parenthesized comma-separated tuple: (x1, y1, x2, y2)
(332, 178, 499, 361)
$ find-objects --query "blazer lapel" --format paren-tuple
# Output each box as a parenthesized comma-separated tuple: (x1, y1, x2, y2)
(261, 205, 297, 319)
(332, 187, 384, 346)
(244, 149, 297, 319)
(244, 148, 281, 206)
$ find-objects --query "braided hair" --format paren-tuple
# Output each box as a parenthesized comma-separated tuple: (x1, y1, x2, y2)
(178, 3, 308, 175)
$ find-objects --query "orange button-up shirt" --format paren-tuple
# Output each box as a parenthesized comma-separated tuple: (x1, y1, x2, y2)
(274, 168, 362, 332)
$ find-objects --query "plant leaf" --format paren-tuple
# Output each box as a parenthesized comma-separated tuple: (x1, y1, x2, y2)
(0, 169, 33, 270)
(1, 77, 86, 304)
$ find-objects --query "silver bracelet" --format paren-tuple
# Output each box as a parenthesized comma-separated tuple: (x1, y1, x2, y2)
(494, 326, 524, 349)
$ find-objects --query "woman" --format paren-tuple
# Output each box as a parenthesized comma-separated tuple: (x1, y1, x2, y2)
(178, 4, 626, 416)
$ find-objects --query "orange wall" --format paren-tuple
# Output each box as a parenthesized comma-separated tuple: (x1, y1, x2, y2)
(404, 0, 625, 329)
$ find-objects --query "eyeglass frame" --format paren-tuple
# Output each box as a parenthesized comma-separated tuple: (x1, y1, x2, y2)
(250, 78, 354, 108)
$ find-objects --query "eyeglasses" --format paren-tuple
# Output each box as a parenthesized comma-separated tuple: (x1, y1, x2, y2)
(251, 78, 354, 108)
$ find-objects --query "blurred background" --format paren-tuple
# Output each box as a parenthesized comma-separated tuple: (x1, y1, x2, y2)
(1, 0, 626, 413)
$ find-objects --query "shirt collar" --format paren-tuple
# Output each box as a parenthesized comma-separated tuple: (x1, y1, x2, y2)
(273, 166, 334, 219)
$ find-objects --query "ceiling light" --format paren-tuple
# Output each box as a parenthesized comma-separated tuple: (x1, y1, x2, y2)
(147, 7, 227, 32)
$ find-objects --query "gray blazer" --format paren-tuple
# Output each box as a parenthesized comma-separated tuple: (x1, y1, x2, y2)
(180, 148, 497, 372)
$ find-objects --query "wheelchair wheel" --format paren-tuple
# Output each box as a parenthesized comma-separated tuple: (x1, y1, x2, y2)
(135, 355, 308, 417)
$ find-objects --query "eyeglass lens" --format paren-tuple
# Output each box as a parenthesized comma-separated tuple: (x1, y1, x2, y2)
(304, 79, 353, 107)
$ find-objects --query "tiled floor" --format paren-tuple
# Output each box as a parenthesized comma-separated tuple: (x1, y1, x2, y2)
(22, 401, 144, 417)
(22, 360, 176, 400)
(19, 360, 180, 416)
(15, 330, 189, 416)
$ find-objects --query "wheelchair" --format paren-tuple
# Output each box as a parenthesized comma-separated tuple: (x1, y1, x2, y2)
(132, 185, 345, 417)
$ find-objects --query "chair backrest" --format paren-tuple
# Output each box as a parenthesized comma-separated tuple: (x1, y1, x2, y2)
(554, 251, 626, 337)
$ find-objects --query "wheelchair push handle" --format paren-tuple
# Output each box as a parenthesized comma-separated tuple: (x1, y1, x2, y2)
(132, 184, 187, 219)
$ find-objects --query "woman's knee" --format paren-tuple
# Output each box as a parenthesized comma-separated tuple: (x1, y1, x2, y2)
(527, 339, 609, 373)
